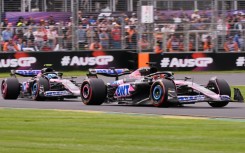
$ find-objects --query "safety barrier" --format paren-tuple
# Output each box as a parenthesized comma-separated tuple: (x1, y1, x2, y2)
(0, 50, 244, 72)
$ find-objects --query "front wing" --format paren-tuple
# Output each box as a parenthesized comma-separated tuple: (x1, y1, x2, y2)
(169, 94, 231, 104)
(39, 90, 80, 98)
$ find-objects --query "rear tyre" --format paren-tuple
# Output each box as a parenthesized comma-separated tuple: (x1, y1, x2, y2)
(150, 79, 176, 107)
(1, 77, 20, 99)
(32, 78, 50, 101)
(207, 78, 231, 107)
(81, 78, 107, 105)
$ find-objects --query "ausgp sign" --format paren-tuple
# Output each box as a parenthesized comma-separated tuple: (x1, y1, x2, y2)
(0, 57, 37, 68)
(61, 55, 114, 66)
(161, 57, 213, 68)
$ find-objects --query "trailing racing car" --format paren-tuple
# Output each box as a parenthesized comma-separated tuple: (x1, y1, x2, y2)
(81, 64, 243, 107)
(1, 66, 80, 101)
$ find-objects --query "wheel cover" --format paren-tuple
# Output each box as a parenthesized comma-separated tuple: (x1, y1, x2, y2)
(152, 85, 163, 101)
(82, 84, 90, 99)
(32, 83, 38, 97)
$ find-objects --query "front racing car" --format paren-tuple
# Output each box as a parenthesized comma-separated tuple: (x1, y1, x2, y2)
(80, 65, 242, 107)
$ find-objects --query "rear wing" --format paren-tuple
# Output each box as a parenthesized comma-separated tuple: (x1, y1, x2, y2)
(10, 70, 41, 77)
(87, 68, 131, 80)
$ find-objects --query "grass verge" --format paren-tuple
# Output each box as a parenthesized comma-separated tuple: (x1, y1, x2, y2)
(0, 108, 245, 153)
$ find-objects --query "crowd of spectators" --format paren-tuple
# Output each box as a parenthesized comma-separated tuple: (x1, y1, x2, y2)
(0, 11, 140, 52)
(1, 9, 245, 52)
(153, 9, 245, 52)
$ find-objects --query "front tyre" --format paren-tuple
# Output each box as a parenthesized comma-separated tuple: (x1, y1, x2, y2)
(207, 78, 231, 107)
(32, 78, 50, 101)
(81, 78, 107, 105)
(1, 77, 20, 99)
(150, 79, 176, 107)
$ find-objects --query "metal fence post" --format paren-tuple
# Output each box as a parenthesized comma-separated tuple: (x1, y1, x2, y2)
(72, 0, 78, 51)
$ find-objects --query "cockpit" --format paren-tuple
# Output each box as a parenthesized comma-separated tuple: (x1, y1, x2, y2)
(129, 67, 158, 78)
(41, 67, 54, 73)
(45, 73, 59, 79)
(41, 67, 60, 79)
(128, 66, 174, 80)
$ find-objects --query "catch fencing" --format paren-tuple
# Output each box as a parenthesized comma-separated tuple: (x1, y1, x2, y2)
(1, 0, 245, 52)
(137, 0, 245, 52)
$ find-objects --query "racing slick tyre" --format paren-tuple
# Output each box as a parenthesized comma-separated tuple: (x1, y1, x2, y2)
(81, 78, 107, 105)
(32, 78, 50, 101)
(1, 77, 20, 99)
(150, 79, 176, 107)
(207, 78, 231, 107)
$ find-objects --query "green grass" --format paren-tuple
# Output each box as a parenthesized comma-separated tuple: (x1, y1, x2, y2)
(0, 108, 245, 153)
(60, 71, 87, 77)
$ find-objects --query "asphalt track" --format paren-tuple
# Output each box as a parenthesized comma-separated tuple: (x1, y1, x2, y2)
(0, 73, 245, 119)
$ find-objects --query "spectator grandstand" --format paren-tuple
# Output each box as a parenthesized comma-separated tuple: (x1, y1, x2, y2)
(1, 0, 245, 52)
